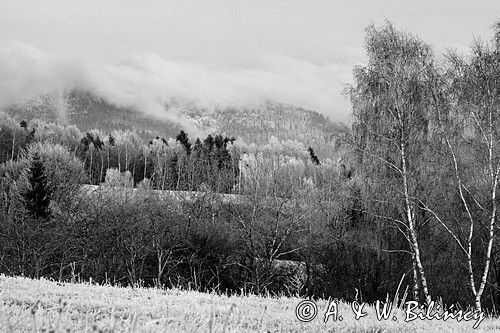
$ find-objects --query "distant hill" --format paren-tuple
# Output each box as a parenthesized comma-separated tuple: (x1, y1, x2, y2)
(185, 102, 343, 147)
(2, 92, 345, 149)
(3, 92, 183, 140)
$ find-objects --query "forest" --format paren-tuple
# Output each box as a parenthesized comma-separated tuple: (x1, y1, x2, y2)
(2, 21, 500, 314)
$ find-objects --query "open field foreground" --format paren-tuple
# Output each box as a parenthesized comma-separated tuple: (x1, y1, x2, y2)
(0, 276, 499, 332)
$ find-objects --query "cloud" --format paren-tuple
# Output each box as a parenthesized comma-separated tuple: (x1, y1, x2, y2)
(0, 43, 83, 104)
(0, 43, 350, 130)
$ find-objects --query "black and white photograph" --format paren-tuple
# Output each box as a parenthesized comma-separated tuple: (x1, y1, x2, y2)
(1, 1, 500, 332)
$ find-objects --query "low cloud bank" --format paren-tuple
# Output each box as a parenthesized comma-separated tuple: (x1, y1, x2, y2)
(0, 43, 349, 129)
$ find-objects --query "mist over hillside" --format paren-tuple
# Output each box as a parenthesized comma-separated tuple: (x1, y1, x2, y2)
(3, 91, 345, 149)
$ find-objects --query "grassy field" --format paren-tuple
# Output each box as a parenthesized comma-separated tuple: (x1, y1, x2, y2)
(1, 275, 500, 332)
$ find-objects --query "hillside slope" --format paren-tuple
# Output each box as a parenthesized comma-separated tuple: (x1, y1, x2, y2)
(3, 92, 345, 148)
(3, 92, 183, 140)
(0, 275, 495, 332)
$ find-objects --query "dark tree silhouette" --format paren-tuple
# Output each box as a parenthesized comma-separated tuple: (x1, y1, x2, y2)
(203, 134, 214, 151)
(176, 130, 191, 155)
(22, 152, 52, 219)
(193, 138, 202, 152)
(93, 135, 104, 150)
(108, 134, 115, 146)
(308, 147, 320, 165)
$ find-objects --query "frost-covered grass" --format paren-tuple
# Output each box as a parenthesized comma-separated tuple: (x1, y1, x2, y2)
(1, 275, 500, 332)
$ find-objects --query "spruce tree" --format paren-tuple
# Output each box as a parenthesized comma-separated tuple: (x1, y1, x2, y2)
(176, 130, 191, 155)
(23, 152, 51, 219)
(307, 147, 320, 165)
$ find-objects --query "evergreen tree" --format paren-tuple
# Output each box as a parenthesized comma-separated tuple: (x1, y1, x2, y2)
(22, 152, 52, 219)
(203, 134, 214, 151)
(308, 147, 320, 165)
(176, 130, 191, 155)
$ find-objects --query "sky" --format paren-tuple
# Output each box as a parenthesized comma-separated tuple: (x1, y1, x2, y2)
(0, 0, 499, 123)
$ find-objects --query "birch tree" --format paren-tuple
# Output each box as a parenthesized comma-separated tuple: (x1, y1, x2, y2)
(424, 33, 500, 311)
(348, 22, 435, 304)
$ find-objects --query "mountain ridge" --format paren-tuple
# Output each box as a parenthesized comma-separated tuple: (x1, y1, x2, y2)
(2, 91, 344, 148)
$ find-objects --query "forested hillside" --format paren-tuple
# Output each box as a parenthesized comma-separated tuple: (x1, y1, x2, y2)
(3, 92, 183, 140)
(3, 92, 343, 155)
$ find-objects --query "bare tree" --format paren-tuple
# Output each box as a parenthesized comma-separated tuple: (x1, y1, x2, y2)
(229, 186, 311, 293)
(423, 34, 500, 311)
(348, 22, 436, 304)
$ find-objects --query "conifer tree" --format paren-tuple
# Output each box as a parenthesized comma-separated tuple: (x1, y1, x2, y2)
(307, 147, 320, 165)
(176, 130, 191, 155)
(23, 152, 52, 219)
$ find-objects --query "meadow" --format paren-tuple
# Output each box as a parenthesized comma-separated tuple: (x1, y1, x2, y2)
(1, 275, 499, 332)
